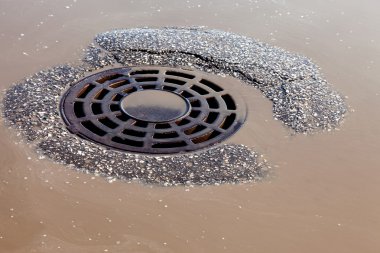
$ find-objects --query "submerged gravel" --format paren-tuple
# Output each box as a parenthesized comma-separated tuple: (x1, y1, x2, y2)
(2, 27, 347, 185)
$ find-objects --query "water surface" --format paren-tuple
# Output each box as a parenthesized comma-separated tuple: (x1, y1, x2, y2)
(1, 0, 379, 252)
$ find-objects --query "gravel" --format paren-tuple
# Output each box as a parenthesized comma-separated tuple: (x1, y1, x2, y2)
(2, 27, 347, 185)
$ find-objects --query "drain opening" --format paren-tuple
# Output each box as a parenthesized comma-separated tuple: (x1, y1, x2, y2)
(60, 66, 247, 154)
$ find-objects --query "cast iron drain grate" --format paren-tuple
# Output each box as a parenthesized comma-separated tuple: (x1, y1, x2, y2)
(60, 66, 247, 154)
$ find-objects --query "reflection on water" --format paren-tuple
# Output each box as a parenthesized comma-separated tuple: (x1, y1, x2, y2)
(1, 0, 380, 252)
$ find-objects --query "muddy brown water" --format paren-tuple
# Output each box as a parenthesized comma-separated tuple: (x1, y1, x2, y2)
(1, 0, 380, 252)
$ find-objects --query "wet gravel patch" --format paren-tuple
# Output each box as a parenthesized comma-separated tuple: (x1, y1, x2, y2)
(3, 66, 84, 142)
(2, 65, 267, 186)
(94, 27, 347, 132)
(38, 137, 267, 186)
(1, 27, 347, 185)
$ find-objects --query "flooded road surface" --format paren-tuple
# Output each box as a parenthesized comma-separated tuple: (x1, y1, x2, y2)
(1, 0, 380, 252)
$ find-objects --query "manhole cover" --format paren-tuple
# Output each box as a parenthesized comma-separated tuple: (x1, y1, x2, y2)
(60, 66, 247, 154)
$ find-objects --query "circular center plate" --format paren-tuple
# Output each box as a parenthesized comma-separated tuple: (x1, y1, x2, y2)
(120, 90, 190, 122)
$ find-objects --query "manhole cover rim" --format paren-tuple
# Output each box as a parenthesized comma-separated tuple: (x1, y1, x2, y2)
(60, 66, 248, 155)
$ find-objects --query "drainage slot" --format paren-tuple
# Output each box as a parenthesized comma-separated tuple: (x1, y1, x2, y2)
(122, 87, 137, 94)
(99, 117, 118, 129)
(122, 129, 146, 137)
(190, 100, 201, 107)
(200, 79, 223, 92)
(116, 113, 130, 122)
(91, 103, 103, 115)
(135, 77, 158, 82)
(191, 130, 216, 144)
(112, 136, 144, 147)
(73, 102, 85, 118)
(112, 94, 123, 101)
(77, 84, 95, 98)
(164, 78, 186, 86)
(95, 89, 109, 100)
(189, 110, 201, 118)
(184, 125, 207, 135)
(176, 118, 191, 126)
(191, 85, 209, 95)
(109, 104, 119, 112)
(222, 94, 236, 110)
(153, 131, 179, 139)
(134, 121, 148, 128)
(208, 130, 221, 140)
(109, 80, 130, 88)
(220, 114, 236, 130)
(155, 123, 171, 129)
(141, 84, 157, 89)
(152, 141, 187, 148)
(97, 74, 124, 84)
(81, 121, 107, 136)
(180, 90, 194, 98)
(205, 112, 219, 124)
(206, 97, 219, 109)
(162, 85, 177, 91)
(166, 71, 195, 79)
(130, 70, 159, 75)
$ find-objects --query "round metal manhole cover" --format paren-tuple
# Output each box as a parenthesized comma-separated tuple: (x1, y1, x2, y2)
(60, 66, 247, 154)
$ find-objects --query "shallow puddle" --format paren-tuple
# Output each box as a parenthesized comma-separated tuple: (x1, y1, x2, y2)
(1, 0, 380, 252)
